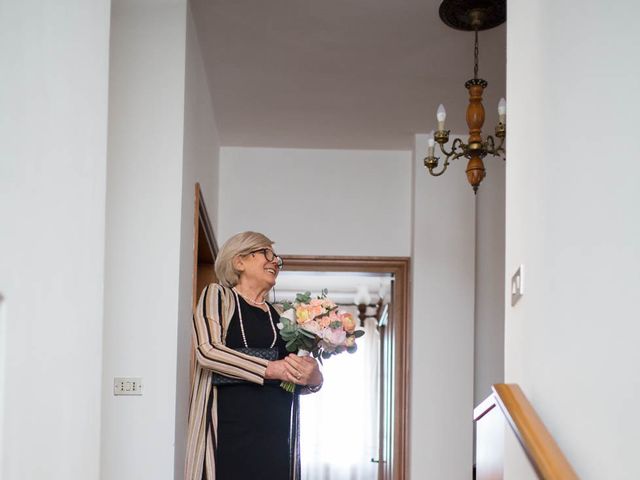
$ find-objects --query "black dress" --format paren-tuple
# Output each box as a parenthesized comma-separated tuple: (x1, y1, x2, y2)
(215, 296, 294, 480)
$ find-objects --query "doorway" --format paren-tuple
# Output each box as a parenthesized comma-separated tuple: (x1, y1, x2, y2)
(279, 256, 410, 480)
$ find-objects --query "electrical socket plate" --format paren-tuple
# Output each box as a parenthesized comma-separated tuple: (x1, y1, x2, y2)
(511, 265, 524, 306)
(114, 377, 143, 396)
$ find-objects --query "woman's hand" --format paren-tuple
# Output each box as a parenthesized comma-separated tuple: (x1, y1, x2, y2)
(283, 354, 323, 387)
(264, 359, 289, 381)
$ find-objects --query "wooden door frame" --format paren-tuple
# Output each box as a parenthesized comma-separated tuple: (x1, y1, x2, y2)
(192, 183, 218, 309)
(281, 255, 411, 480)
(190, 183, 219, 382)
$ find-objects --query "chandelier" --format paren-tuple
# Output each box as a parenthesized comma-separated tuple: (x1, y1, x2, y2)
(424, 0, 506, 193)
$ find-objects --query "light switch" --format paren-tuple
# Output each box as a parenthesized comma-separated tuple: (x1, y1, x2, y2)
(511, 265, 524, 306)
(114, 377, 143, 396)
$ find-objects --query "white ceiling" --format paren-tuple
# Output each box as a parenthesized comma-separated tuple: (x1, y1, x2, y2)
(191, 0, 506, 150)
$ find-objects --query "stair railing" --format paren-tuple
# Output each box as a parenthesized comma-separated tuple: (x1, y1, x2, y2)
(474, 384, 579, 480)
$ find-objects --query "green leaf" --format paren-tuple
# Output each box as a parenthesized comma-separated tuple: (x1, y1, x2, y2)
(353, 330, 365, 338)
(295, 291, 312, 303)
(299, 329, 316, 339)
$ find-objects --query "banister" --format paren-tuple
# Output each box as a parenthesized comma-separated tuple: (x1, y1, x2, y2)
(482, 384, 579, 480)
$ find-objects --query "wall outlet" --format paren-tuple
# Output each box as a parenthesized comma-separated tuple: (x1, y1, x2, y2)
(511, 265, 524, 306)
(113, 377, 143, 396)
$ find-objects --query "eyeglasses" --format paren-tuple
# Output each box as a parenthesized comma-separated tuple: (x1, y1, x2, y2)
(249, 248, 284, 269)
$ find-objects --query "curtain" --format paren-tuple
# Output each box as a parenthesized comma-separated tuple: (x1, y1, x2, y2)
(300, 307, 380, 480)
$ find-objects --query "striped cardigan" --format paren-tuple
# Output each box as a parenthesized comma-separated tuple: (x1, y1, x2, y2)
(185, 284, 272, 480)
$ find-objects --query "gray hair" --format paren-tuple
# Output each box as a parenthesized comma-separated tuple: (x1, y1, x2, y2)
(214, 231, 275, 287)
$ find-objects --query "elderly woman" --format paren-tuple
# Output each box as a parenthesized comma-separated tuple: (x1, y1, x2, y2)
(185, 231, 323, 480)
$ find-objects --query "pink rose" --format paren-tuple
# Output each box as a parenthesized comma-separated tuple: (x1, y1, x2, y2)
(319, 316, 331, 328)
(309, 304, 324, 318)
(321, 327, 346, 349)
(322, 299, 336, 309)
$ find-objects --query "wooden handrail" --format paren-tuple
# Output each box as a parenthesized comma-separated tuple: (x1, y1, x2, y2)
(489, 384, 579, 480)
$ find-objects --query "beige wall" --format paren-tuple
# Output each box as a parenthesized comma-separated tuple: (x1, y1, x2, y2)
(475, 161, 506, 406)
(411, 134, 476, 479)
(218, 146, 413, 256)
(0, 0, 111, 477)
(173, 5, 221, 478)
(101, 2, 188, 478)
(505, 0, 640, 478)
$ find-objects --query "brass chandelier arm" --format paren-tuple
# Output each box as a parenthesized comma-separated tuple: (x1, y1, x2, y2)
(426, 158, 450, 177)
(438, 137, 465, 157)
(448, 149, 468, 164)
(427, 143, 467, 177)
(440, 139, 468, 165)
(484, 134, 505, 157)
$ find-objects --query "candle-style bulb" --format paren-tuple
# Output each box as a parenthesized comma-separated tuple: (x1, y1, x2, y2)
(498, 98, 506, 123)
(436, 104, 446, 131)
(427, 130, 435, 156)
(354, 285, 371, 306)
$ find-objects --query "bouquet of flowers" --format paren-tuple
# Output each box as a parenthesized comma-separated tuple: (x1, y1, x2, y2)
(277, 289, 365, 392)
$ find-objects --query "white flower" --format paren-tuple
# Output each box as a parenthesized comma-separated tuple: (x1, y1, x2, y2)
(300, 320, 322, 335)
(281, 308, 296, 322)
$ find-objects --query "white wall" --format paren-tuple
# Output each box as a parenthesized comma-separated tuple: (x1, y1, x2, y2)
(506, 1, 640, 478)
(474, 162, 505, 406)
(0, 1, 111, 478)
(411, 135, 476, 479)
(173, 5, 221, 478)
(101, 2, 188, 479)
(0, 294, 4, 473)
(218, 147, 412, 256)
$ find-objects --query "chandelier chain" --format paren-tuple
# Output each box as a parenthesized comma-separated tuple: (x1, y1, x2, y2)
(473, 29, 479, 79)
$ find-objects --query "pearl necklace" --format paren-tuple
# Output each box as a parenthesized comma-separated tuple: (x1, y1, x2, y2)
(232, 287, 267, 306)
(232, 288, 277, 349)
